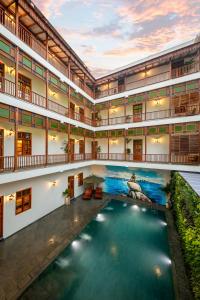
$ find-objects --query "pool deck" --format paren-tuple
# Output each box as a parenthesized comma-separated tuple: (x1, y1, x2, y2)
(0, 194, 193, 300)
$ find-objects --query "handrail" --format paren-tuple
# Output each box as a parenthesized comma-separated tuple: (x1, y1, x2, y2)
(0, 152, 199, 173)
(95, 105, 200, 126)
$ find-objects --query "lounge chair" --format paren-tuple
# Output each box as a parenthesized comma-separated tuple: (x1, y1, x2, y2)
(94, 187, 103, 199)
(82, 188, 93, 200)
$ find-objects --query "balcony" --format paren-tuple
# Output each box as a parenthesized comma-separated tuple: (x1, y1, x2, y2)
(96, 62, 200, 99)
(0, 77, 93, 125)
(0, 7, 94, 98)
(0, 152, 199, 174)
(93, 105, 200, 126)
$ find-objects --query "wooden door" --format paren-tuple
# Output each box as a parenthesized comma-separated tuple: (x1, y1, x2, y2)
(0, 129, 4, 170)
(133, 140, 143, 161)
(69, 139, 75, 161)
(79, 140, 85, 155)
(79, 107, 84, 122)
(0, 63, 4, 91)
(68, 176, 74, 199)
(0, 196, 3, 239)
(133, 104, 143, 122)
(17, 132, 32, 155)
(18, 73, 31, 101)
(92, 141, 98, 159)
(70, 102, 75, 119)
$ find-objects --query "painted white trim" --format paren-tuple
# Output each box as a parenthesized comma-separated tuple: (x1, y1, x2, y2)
(0, 92, 93, 130)
(96, 39, 195, 79)
(96, 72, 200, 103)
(0, 160, 199, 185)
(0, 24, 94, 103)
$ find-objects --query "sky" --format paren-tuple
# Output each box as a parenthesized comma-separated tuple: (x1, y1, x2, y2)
(33, 0, 200, 77)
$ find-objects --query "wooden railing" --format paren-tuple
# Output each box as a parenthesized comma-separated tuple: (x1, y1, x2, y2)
(0, 78, 15, 96)
(0, 152, 199, 173)
(95, 105, 200, 126)
(0, 7, 15, 33)
(172, 62, 199, 78)
(48, 154, 68, 164)
(48, 100, 68, 116)
(0, 156, 14, 171)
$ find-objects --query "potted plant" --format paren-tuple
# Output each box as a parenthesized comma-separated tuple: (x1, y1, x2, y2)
(97, 146, 102, 153)
(63, 188, 70, 205)
(61, 140, 68, 153)
(126, 148, 131, 155)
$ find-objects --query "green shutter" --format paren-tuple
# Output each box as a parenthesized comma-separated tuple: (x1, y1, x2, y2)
(0, 107, 9, 119)
(61, 83, 67, 92)
(22, 114, 32, 124)
(60, 124, 67, 132)
(50, 76, 58, 85)
(186, 81, 198, 91)
(173, 85, 185, 94)
(174, 125, 183, 133)
(111, 98, 124, 107)
(0, 40, 10, 54)
(186, 124, 196, 132)
(148, 88, 167, 99)
(35, 65, 44, 77)
(22, 57, 32, 69)
(35, 117, 44, 127)
(128, 94, 144, 104)
(159, 126, 168, 134)
(148, 127, 157, 135)
(50, 121, 58, 129)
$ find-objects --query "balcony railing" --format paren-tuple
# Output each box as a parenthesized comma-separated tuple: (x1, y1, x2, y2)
(171, 62, 199, 78)
(97, 153, 199, 164)
(0, 7, 15, 34)
(0, 8, 93, 97)
(94, 105, 200, 126)
(96, 61, 200, 99)
(0, 152, 199, 173)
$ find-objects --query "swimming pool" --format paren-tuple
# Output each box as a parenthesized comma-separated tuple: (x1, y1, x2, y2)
(21, 200, 174, 300)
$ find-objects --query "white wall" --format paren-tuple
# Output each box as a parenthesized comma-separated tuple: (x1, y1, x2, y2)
(147, 135, 169, 154)
(0, 122, 15, 156)
(48, 88, 68, 108)
(109, 137, 124, 153)
(1, 166, 92, 238)
(48, 131, 68, 155)
(18, 125, 45, 155)
(85, 138, 92, 153)
(126, 64, 170, 90)
(19, 67, 46, 97)
(96, 138, 108, 153)
(146, 97, 169, 113)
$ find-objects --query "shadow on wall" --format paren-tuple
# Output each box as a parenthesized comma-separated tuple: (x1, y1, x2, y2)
(91, 165, 169, 205)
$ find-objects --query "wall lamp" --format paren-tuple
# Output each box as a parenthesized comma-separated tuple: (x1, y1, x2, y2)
(51, 181, 57, 187)
(9, 194, 15, 201)
(51, 134, 57, 141)
(153, 137, 161, 144)
(7, 128, 14, 136)
(8, 66, 15, 74)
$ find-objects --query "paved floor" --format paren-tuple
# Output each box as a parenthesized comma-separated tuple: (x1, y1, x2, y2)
(0, 196, 110, 300)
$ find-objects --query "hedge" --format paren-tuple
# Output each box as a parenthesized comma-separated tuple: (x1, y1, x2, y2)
(171, 172, 200, 299)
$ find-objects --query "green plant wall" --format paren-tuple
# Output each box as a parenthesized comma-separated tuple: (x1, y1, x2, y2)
(171, 172, 200, 299)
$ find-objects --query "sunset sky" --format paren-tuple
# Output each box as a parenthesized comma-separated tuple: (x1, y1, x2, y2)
(33, 0, 200, 77)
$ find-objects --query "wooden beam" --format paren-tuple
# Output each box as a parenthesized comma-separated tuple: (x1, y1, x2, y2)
(15, 0, 19, 36)
(14, 107, 18, 171)
(45, 117, 48, 166)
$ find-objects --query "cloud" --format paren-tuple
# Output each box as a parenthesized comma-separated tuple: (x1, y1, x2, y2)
(32, 0, 200, 75)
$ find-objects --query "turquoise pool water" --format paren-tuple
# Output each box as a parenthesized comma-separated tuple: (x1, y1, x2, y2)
(21, 200, 174, 300)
